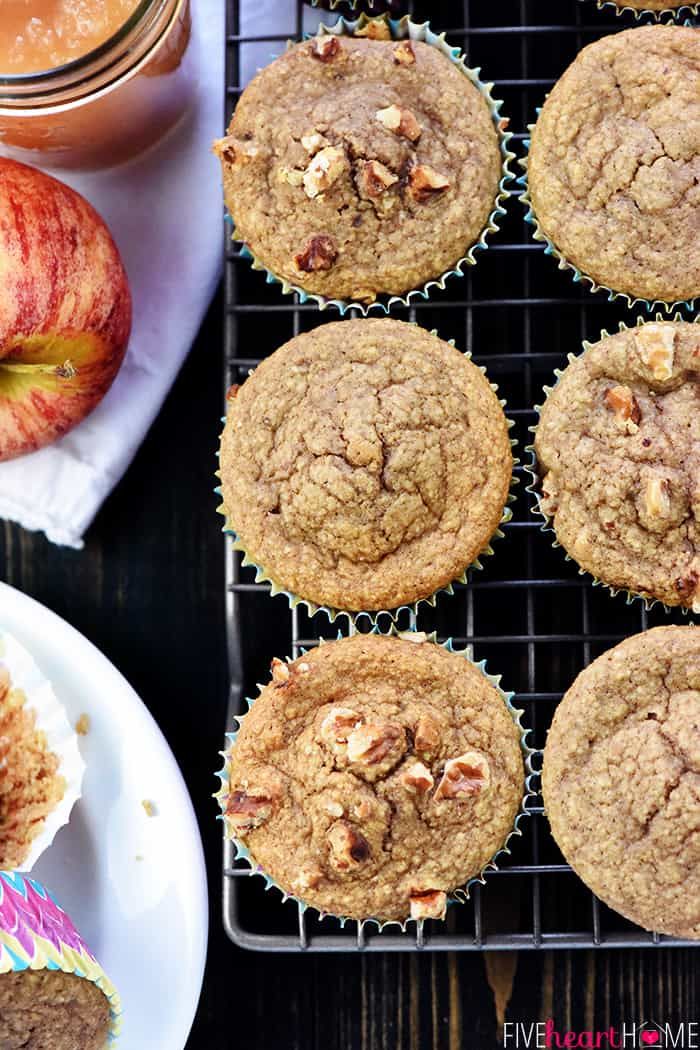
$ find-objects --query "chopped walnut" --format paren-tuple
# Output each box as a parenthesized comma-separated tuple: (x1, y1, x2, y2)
(604, 385, 641, 429)
(327, 820, 370, 871)
(324, 800, 344, 819)
(303, 146, 347, 199)
(358, 159, 398, 199)
(398, 631, 428, 644)
(375, 104, 421, 142)
(320, 707, 363, 754)
(294, 235, 338, 272)
(280, 167, 304, 188)
(355, 21, 391, 40)
(400, 760, 434, 794)
(434, 752, 491, 801)
(539, 471, 559, 517)
(675, 570, 699, 605)
(311, 35, 341, 62)
(635, 324, 676, 381)
(644, 476, 672, 519)
(414, 714, 440, 758)
(393, 40, 416, 65)
(212, 135, 258, 165)
(300, 131, 329, 154)
(225, 790, 275, 833)
(410, 889, 447, 921)
(226, 383, 240, 401)
(407, 164, 450, 202)
(270, 657, 290, 684)
(346, 721, 406, 768)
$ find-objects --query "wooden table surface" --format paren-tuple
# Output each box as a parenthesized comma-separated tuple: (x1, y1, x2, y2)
(2, 291, 696, 1049)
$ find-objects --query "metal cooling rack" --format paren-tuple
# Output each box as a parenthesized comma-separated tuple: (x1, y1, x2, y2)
(222, 0, 697, 951)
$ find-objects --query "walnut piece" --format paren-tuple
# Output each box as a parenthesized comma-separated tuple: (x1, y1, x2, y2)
(320, 707, 363, 754)
(407, 164, 450, 202)
(212, 135, 259, 166)
(225, 790, 275, 833)
(393, 40, 416, 65)
(294, 235, 338, 272)
(324, 800, 344, 818)
(270, 657, 290, 684)
(327, 820, 370, 871)
(311, 35, 341, 62)
(400, 760, 434, 794)
(539, 471, 559, 517)
(414, 714, 440, 758)
(300, 131, 329, 154)
(303, 146, 346, 199)
(410, 889, 447, 921)
(644, 476, 672, 519)
(434, 752, 491, 801)
(675, 570, 699, 606)
(358, 159, 398, 199)
(375, 104, 421, 142)
(346, 721, 406, 767)
(635, 324, 676, 381)
(604, 385, 641, 428)
(355, 21, 391, 40)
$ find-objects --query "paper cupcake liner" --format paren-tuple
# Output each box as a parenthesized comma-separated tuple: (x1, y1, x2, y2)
(518, 117, 698, 315)
(229, 12, 515, 316)
(0, 632, 85, 872)
(217, 329, 518, 625)
(0, 871, 121, 1042)
(215, 628, 537, 933)
(581, 0, 700, 19)
(525, 313, 699, 617)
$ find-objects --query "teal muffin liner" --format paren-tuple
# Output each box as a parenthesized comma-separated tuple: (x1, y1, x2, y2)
(227, 12, 515, 315)
(215, 628, 537, 933)
(216, 327, 518, 625)
(0, 871, 121, 1044)
(526, 313, 700, 617)
(519, 113, 698, 315)
(581, 0, 700, 19)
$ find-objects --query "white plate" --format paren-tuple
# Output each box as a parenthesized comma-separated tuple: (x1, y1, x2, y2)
(0, 581, 208, 1050)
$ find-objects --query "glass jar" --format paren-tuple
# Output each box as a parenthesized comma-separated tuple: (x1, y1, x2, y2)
(0, 0, 196, 170)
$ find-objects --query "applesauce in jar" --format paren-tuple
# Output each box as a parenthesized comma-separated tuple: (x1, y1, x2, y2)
(0, 0, 196, 169)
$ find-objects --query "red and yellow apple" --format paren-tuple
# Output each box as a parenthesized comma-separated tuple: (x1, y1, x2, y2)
(0, 158, 132, 461)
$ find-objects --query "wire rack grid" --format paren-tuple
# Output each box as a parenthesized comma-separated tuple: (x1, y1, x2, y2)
(222, 0, 698, 952)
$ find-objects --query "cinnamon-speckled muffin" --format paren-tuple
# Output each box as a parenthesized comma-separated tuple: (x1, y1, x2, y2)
(527, 25, 700, 303)
(534, 320, 700, 611)
(219, 318, 513, 613)
(0, 970, 111, 1050)
(543, 625, 700, 940)
(218, 633, 526, 923)
(214, 26, 504, 303)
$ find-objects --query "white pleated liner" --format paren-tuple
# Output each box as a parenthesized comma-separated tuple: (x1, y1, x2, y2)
(0, 632, 85, 872)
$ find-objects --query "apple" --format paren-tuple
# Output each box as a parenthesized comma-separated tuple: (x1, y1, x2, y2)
(0, 158, 131, 461)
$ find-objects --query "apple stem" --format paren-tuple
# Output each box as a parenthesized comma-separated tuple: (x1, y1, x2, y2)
(0, 359, 77, 379)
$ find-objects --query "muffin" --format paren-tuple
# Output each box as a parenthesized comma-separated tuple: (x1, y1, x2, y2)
(219, 318, 513, 615)
(526, 25, 700, 304)
(0, 872, 120, 1048)
(0, 971, 111, 1050)
(217, 633, 527, 923)
(543, 625, 700, 939)
(533, 320, 700, 611)
(0, 633, 85, 870)
(214, 21, 505, 305)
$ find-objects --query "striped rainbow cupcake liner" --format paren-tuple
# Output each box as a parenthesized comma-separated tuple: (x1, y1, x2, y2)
(216, 327, 518, 625)
(525, 313, 700, 617)
(519, 113, 698, 316)
(215, 627, 537, 934)
(0, 871, 121, 1043)
(228, 12, 515, 315)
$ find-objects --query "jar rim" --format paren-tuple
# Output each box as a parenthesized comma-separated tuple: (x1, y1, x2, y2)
(0, 0, 166, 90)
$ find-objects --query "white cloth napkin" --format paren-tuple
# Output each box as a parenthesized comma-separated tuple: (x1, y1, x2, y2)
(0, 2, 225, 548)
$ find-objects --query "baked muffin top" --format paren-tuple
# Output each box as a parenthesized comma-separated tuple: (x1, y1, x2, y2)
(534, 320, 700, 611)
(528, 25, 700, 303)
(543, 625, 700, 939)
(0, 970, 111, 1050)
(215, 30, 503, 302)
(219, 318, 513, 613)
(220, 633, 525, 923)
